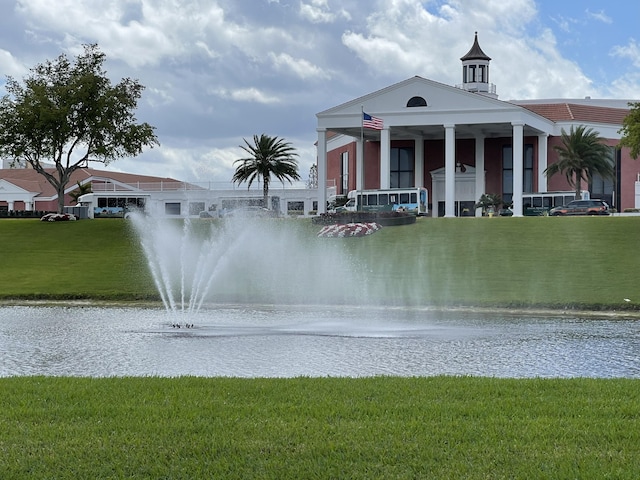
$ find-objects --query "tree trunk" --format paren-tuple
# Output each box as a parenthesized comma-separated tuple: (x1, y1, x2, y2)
(57, 184, 66, 213)
(263, 182, 269, 210)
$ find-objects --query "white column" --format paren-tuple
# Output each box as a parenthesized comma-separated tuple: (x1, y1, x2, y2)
(475, 134, 485, 217)
(538, 133, 548, 193)
(444, 124, 456, 217)
(512, 122, 524, 217)
(380, 128, 391, 189)
(316, 128, 327, 214)
(356, 138, 364, 191)
(8, 201, 14, 211)
(414, 136, 424, 188)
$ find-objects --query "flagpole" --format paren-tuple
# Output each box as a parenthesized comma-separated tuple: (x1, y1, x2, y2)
(360, 105, 364, 191)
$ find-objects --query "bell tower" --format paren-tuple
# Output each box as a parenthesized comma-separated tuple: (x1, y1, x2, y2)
(460, 32, 497, 98)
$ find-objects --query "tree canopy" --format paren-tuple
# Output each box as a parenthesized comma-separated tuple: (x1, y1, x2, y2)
(544, 125, 613, 200)
(232, 134, 300, 209)
(0, 44, 159, 212)
(619, 102, 640, 159)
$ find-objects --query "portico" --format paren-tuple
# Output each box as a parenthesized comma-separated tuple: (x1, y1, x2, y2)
(316, 75, 554, 216)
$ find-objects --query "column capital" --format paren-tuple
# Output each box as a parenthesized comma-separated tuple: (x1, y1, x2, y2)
(444, 123, 456, 129)
(316, 127, 327, 133)
(511, 121, 525, 127)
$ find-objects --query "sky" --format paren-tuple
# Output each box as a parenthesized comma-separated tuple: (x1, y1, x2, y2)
(0, 0, 639, 185)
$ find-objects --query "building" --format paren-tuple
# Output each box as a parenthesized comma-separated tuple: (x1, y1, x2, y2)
(316, 33, 639, 216)
(0, 166, 324, 218)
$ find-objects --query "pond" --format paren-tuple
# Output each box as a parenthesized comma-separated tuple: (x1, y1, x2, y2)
(2, 305, 639, 378)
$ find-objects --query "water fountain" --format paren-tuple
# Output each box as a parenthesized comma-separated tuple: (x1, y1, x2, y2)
(129, 213, 366, 313)
(2, 214, 639, 377)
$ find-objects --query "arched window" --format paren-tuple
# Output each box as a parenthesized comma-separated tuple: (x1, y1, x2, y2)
(406, 96, 427, 107)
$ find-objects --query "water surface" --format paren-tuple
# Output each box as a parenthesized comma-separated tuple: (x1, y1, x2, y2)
(1, 305, 638, 378)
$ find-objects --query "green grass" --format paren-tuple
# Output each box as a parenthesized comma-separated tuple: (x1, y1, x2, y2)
(0, 219, 155, 300)
(350, 216, 640, 309)
(2, 218, 640, 478)
(1, 376, 639, 479)
(2, 216, 640, 310)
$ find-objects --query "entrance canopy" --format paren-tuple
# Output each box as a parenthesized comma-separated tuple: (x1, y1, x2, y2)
(316, 76, 556, 216)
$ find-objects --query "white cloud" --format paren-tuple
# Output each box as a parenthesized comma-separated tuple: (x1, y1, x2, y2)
(268, 52, 331, 80)
(341, 0, 595, 99)
(211, 87, 280, 104)
(0, 48, 27, 79)
(299, 0, 350, 24)
(586, 9, 613, 25)
(611, 39, 640, 68)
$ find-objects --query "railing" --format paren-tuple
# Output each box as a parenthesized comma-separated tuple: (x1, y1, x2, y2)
(90, 179, 334, 193)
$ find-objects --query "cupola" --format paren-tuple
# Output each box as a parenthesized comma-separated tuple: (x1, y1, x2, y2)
(459, 32, 497, 98)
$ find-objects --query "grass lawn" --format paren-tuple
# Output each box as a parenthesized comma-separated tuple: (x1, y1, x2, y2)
(1, 376, 639, 479)
(4, 215, 638, 310)
(1, 217, 640, 478)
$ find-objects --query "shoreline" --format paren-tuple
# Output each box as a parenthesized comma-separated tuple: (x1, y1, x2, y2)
(2, 298, 640, 319)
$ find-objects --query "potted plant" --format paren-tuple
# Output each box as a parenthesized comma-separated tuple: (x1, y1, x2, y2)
(475, 193, 503, 217)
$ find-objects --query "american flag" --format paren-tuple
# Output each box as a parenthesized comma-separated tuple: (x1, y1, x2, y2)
(362, 112, 384, 130)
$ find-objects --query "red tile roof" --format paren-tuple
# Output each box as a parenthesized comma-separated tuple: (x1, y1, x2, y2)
(0, 167, 185, 199)
(518, 103, 628, 125)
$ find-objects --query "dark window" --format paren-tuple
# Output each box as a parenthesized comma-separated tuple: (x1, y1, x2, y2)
(406, 96, 427, 107)
(502, 146, 513, 204)
(502, 144, 534, 201)
(390, 147, 414, 188)
(165, 202, 181, 215)
(590, 146, 615, 206)
(524, 144, 533, 193)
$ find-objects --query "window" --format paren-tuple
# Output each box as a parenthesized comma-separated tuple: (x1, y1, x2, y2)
(406, 96, 427, 107)
(287, 201, 304, 213)
(524, 144, 533, 193)
(502, 146, 513, 204)
(590, 146, 615, 207)
(502, 144, 534, 201)
(189, 202, 205, 216)
(165, 202, 181, 215)
(390, 147, 414, 188)
(341, 151, 349, 194)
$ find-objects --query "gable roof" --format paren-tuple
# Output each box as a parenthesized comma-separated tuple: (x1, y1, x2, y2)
(0, 167, 186, 200)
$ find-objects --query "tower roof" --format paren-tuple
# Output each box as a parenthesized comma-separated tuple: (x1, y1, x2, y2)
(460, 32, 491, 61)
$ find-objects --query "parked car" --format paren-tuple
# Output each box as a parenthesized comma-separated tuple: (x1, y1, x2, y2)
(549, 199, 610, 216)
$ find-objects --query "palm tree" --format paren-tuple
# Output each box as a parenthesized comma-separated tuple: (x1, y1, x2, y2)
(68, 181, 92, 205)
(232, 134, 300, 209)
(544, 125, 614, 200)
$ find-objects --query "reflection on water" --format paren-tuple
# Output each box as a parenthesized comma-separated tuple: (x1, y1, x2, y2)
(0, 305, 639, 378)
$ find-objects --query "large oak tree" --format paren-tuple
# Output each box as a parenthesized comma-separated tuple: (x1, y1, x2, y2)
(0, 44, 159, 213)
(619, 102, 640, 159)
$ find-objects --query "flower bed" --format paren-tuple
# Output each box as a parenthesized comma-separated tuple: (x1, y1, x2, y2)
(312, 211, 415, 226)
(40, 213, 77, 222)
(317, 222, 381, 238)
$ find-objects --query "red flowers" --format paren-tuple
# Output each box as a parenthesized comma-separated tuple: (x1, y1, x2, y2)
(317, 222, 381, 238)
